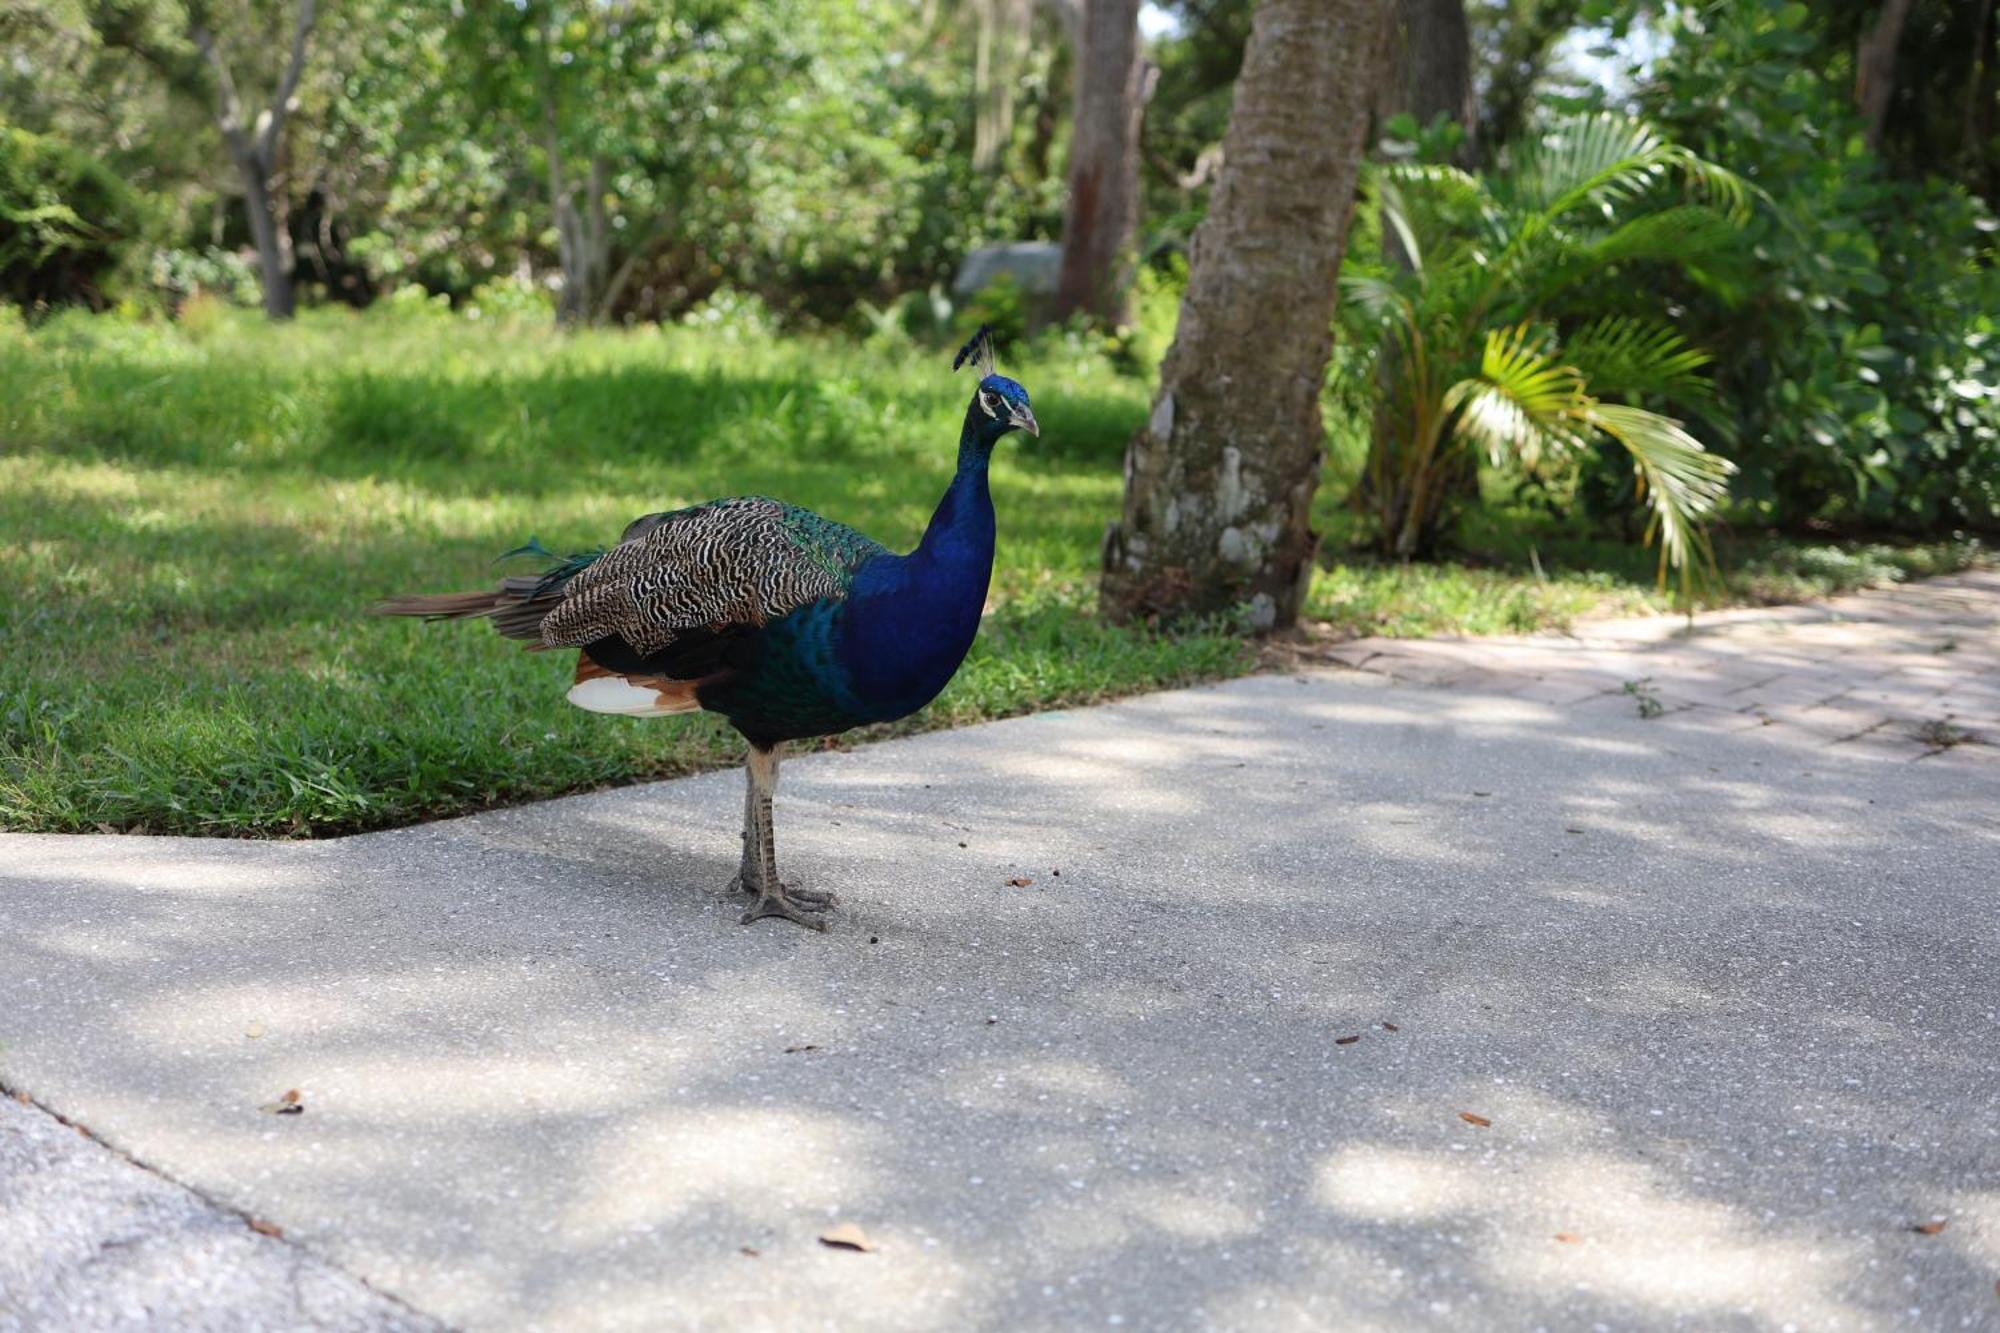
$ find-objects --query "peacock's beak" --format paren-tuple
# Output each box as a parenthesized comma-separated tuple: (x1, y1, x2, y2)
(1011, 406, 1040, 438)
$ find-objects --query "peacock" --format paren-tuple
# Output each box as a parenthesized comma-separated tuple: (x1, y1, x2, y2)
(374, 328, 1037, 930)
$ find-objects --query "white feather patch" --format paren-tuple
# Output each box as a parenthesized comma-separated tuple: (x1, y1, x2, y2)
(566, 675, 700, 717)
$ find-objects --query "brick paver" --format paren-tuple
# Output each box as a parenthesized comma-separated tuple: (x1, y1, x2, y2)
(1323, 567, 2000, 761)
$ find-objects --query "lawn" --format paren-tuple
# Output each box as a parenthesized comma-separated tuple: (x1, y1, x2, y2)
(0, 305, 1981, 835)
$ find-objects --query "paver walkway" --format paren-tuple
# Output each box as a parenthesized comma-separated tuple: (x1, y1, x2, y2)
(1323, 568, 2000, 760)
(1, 573, 1995, 1331)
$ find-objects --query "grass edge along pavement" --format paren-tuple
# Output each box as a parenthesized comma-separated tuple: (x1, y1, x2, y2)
(0, 308, 1984, 836)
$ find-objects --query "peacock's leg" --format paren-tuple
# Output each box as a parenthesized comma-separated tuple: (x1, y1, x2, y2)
(728, 767, 761, 895)
(729, 756, 835, 906)
(737, 744, 837, 929)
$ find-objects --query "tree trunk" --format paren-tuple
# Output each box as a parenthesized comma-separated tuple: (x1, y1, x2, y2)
(1361, 0, 1473, 552)
(1052, 0, 1146, 326)
(1100, 0, 1390, 629)
(236, 151, 296, 320)
(183, 0, 317, 320)
(1380, 0, 1473, 162)
(1857, 0, 1916, 154)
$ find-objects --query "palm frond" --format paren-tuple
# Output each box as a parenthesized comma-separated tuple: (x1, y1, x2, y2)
(1507, 112, 1751, 229)
(1373, 163, 1497, 272)
(1562, 315, 1716, 406)
(1338, 272, 1410, 325)
(1587, 204, 1744, 267)
(1586, 402, 1735, 595)
(1506, 112, 1668, 212)
(1442, 324, 1592, 468)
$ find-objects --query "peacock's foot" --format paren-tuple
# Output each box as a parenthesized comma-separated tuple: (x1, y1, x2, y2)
(740, 882, 835, 931)
(730, 874, 837, 908)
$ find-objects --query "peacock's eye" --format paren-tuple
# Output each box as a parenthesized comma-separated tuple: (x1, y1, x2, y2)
(979, 390, 999, 417)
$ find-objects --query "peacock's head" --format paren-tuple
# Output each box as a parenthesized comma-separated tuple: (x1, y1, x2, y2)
(973, 374, 1039, 440)
(954, 325, 1039, 442)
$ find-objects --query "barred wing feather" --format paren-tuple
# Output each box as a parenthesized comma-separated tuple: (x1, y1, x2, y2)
(539, 497, 887, 654)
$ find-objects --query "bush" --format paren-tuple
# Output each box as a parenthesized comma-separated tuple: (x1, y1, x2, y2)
(0, 128, 153, 312)
(1636, 0, 2000, 535)
(149, 247, 262, 310)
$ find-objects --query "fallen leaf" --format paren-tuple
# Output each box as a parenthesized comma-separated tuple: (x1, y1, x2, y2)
(1382, 1022, 1400, 1032)
(1335, 1035, 1361, 1046)
(1459, 1111, 1492, 1128)
(819, 1223, 876, 1253)
(1912, 1219, 1949, 1235)
(1006, 877, 1034, 888)
(1553, 1232, 1582, 1244)
(248, 1218, 284, 1238)
(739, 1246, 760, 1258)
(783, 1045, 819, 1055)
(259, 1089, 304, 1116)
(245, 1021, 266, 1040)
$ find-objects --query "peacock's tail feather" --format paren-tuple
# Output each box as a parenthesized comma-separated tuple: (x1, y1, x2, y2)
(372, 545, 610, 642)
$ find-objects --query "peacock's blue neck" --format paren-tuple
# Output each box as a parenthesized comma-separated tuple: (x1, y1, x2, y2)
(913, 405, 1002, 566)
(835, 406, 1001, 719)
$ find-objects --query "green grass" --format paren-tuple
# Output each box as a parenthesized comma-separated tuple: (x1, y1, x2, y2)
(1, 304, 1981, 835)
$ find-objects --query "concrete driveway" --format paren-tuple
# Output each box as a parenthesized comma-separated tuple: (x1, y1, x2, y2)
(2, 578, 1996, 1331)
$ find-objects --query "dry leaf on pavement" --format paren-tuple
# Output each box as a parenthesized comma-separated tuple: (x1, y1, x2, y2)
(1459, 1111, 1492, 1128)
(819, 1223, 876, 1253)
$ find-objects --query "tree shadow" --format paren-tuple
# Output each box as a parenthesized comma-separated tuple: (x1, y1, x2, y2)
(1, 672, 1995, 1327)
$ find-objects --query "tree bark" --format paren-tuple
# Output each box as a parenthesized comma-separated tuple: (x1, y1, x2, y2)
(1052, 0, 1147, 325)
(1857, 0, 1917, 154)
(1100, 0, 1390, 629)
(187, 0, 316, 320)
(1379, 0, 1473, 162)
(1363, 0, 1473, 550)
(235, 153, 295, 319)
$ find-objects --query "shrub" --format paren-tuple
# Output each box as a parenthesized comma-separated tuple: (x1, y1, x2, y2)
(0, 128, 153, 311)
(1338, 113, 1747, 596)
(1636, 0, 2000, 535)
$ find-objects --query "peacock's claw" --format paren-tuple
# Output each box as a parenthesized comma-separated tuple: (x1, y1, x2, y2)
(740, 884, 834, 931)
(730, 874, 837, 908)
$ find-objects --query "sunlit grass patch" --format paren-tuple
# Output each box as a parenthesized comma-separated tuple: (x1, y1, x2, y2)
(1, 308, 1980, 835)
(0, 309, 1246, 834)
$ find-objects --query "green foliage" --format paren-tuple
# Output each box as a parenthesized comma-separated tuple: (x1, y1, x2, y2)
(5, 304, 1976, 832)
(1340, 112, 1746, 599)
(0, 306, 1252, 834)
(1629, 0, 2000, 534)
(0, 127, 153, 310)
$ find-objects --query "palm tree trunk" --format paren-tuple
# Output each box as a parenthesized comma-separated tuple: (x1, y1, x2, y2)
(1100, 0, 1390, 628)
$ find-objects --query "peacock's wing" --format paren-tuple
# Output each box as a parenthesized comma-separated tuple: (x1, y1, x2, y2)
(537, 496, 888, 655)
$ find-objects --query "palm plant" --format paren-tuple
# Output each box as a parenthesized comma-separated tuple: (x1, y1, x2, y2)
(1340, 112, 1750, 598)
